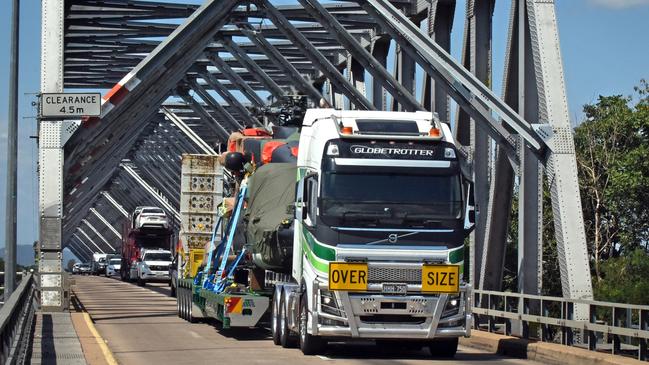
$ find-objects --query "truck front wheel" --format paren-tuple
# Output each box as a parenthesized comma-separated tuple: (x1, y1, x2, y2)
(428, 337, 458, 358)
(299, 293, 325, 355)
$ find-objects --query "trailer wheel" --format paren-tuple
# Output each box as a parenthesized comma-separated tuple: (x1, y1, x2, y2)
(178, 285, 185, 319)
(279, 293, 296, 348)
(176, 288, 182, 318)
(271, 292, 281, 345)
(187, 289, 196, 323)
(299, 293, 325, 355)
(428, 337, 458, 358)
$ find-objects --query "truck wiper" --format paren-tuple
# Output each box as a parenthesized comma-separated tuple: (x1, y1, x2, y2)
(402, 213, 442, 227)
(341, 210, 389, 224)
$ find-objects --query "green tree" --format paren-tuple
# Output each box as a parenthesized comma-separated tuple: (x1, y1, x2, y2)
(67, 259, 77, 272)
(593, 249, 649, 304)
(574, 80, 649, 281)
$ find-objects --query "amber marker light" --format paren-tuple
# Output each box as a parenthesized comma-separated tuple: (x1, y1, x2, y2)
(429, 127, 441, 137)
(341, 126, 353, 135)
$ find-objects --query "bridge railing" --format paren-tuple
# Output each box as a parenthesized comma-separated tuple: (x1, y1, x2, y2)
(473, 289, 649, 361)
(0, 274, 36, 365)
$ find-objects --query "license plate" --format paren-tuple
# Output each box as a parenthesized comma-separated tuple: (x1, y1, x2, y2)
(382, 283, 407, 295)
(329, 262, 368, 291)
(421, 265, 460, 293)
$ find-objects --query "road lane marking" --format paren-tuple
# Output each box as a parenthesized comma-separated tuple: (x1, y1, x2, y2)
(82, 312, 119, 365)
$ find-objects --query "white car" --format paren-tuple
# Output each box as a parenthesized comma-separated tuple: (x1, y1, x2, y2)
(136, 249, 172, 286)
(134, 207, 169, 230)
(106, 257, 122, 277)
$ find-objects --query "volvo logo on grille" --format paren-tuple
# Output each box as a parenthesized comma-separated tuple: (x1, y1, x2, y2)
(388, 234, 398, 243)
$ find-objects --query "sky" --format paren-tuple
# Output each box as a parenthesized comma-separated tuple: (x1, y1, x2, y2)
(0, 0, 647, 259)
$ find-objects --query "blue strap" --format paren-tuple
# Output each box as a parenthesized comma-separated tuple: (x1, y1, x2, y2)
(202, 216, 223, 281)
(214, 185, 247, 284)
(214, 247, 247, 293)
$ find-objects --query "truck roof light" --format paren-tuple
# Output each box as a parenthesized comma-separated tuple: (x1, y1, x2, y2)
(429, 127, 441, 138)
(341, 126, 353, 135)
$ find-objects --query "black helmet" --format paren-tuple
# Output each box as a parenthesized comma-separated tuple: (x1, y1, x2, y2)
(224, 152, 246, 172)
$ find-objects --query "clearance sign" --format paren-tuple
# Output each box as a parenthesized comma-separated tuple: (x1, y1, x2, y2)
(41, 93, 101, 118)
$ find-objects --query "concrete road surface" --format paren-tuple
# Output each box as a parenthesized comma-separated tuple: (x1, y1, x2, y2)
(72, 276, 544, 365)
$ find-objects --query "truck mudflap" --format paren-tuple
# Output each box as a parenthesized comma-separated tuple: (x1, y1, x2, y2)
(200, 290, 269, 329)
(311, 281, 472, 339)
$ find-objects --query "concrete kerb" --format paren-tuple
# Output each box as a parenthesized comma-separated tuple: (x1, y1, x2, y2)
(460, 331, 645, 365)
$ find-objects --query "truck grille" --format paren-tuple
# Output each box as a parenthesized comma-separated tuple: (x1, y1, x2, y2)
(368, 267, 421, 284)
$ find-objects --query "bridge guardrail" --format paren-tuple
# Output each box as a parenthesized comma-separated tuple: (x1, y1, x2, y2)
(473, 289, 649, 361)
(0, 274, 36, 365)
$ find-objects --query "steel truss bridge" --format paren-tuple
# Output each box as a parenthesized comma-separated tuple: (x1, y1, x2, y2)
(33, 0, 624, 353)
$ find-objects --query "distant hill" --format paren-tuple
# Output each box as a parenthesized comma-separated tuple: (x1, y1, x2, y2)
(0, 244, 36, 266)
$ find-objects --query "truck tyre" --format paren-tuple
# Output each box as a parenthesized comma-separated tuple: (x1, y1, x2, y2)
(137, 275, 146, 287)
(180, 287, 187, 320)
(271, 292, 281, 345)
(187, 289, 196, 323)
(299, 293, 325, 355)
(428, 337, 458, 358)
(279, 293, 296, 348)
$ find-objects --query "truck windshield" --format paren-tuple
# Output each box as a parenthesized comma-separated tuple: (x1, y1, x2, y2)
(321, 172, 462, 225)
(110, 259, 121, 265)
(144, 253, 171, 261)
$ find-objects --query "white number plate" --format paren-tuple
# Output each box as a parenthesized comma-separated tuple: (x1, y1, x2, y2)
(382, 283, 407, 294)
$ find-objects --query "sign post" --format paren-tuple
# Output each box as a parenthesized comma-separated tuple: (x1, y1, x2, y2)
(40, 92, 101, 118)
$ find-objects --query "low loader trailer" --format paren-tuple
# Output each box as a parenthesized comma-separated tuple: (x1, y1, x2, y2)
(177, 108, 475, 357)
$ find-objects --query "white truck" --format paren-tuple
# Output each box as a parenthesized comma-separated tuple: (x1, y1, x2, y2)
(91, 253, 108, 275)
(177, 109, 475, 357)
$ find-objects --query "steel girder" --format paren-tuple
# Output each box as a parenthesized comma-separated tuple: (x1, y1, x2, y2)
(455, 0, 495, 295)
(218, 36, 285, 99)
(258, 0, 374, 110)
(299, 0, 423, 112)
(64, 0, 240, 193)
(162, 107, 217, 155)
(422, 0, 455, 121)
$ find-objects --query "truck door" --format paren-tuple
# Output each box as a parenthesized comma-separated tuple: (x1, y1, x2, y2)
(292, 176, 306, 281)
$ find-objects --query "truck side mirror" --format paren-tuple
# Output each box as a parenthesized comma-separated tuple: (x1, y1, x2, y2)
(286, 204, 295, 215)
(464, 180, 476, 233)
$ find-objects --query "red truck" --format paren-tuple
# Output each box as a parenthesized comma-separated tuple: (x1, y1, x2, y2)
(120, 210, 173, 283)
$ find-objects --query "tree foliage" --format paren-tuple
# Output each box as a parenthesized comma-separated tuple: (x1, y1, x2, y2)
(574, 80, 649, 281)
(593, 249, 649, 304)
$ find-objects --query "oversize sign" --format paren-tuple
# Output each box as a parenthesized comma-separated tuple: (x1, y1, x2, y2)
(41, 93, 101, 118)
(329, 262, 368, 291)
(421, 264, 460, 293)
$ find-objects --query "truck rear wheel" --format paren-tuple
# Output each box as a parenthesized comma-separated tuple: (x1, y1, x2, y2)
(179, 286, 186, 319)
(299, 293, 325, 355)
(428, 337, 458, 358)
(279, 293, 296, 348)
(271, 292, 281, 345)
